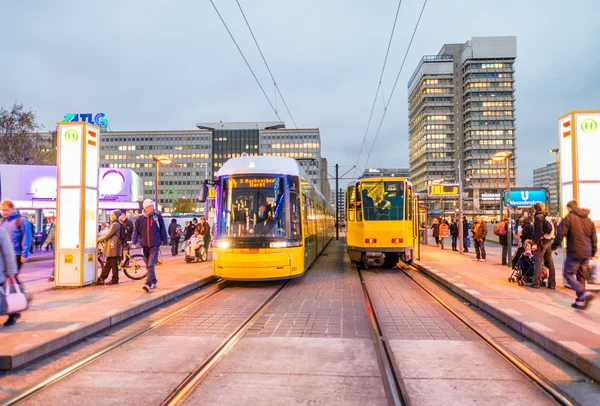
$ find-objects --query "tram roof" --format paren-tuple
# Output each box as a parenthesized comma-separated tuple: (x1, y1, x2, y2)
(217, 156, 301, 177)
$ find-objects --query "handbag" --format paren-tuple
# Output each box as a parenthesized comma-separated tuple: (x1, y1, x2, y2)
(0, 276, 29, 315)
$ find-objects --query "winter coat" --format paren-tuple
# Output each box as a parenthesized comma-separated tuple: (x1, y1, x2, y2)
(551, 208, 597, 259)
(450, 222, 459, 237)
(184, 224, 195, 241)
(431, 223, 440, 238)
(168, 222, 180, 239)
(198, 222, 211, 243)
(462, 220, 470, 237)
(533, 210, 551, 245)
(0, 228, 18, 284)
(499, 219, 509, 246)
(520, 222, 534, 243)
(132, 211, 168, 248)
(0, 211, 32, 259)
(97, 220, 122, 258)
(471, 221, 487, 240)
(120, 218, 134, 242)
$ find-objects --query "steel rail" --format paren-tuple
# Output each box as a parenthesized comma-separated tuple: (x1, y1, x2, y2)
(401, 264, 576, 406)
(2, 278, 227, 406)
(161, 280, 290, 406)
(358, 268, 407, 406)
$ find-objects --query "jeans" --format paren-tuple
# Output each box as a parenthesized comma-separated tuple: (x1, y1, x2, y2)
(451, 236, 458, 250)
(532, 239, 556, 287)
(171, 238, 180, 256)
(474, 239, 486, 259)
(143, 246, 160, 286)
(501, 243, 509, 264)
(463, 236, 469, 252)
(564, 257, 589, 299)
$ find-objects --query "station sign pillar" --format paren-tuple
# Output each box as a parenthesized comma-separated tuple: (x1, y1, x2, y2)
(55, 122, 100, 287)
(558, 110, 600, 244)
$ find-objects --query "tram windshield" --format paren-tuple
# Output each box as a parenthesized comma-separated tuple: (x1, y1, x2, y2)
(215, 175, 301, 241)
(359, 181, 405, 221)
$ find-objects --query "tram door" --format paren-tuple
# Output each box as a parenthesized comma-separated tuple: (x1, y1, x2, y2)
(413, 196, 420, 260)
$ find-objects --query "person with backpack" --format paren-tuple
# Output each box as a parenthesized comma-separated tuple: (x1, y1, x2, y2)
(431, 218, 441, 247)
(0, 200, 32, 326)
(471, 215, 487, 262)
(531, 202, 556, 289)
(132, 200, 167, 292)
(168, 219, 182, 256)
(551, 200, 597, 309)
(494, 215, 510, 266)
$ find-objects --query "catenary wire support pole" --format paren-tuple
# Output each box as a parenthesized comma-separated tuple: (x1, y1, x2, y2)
(155, 161, 160, 212)
(507, 156, 512, 269)
(458, 158, 463, 254)
(335, 164, 339, 241)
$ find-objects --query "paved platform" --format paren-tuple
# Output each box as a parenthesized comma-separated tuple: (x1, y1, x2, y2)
(415, 238, 600, 382)
(0, 253, 215, 370)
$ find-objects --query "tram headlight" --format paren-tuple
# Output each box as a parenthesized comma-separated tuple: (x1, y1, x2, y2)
(215, 240, 230, 249)
(269, 240, 302, 248)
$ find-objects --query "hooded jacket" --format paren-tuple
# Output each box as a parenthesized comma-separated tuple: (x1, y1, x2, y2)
(533, 210, 551, 245)
(551, 208, 597, 259)
(97, 217, 122, 258)
(132, 211, 167, 248)
(0, 211, 32, 258)
(471, 220, 487, 240)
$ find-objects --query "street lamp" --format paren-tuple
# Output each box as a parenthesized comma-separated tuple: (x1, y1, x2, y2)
(492, 151, 513, 267)
(153, 155, 173, 213)
(548, 148, 560, 216)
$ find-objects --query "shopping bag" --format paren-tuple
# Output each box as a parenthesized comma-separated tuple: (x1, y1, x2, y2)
(0, 276, 29, 315)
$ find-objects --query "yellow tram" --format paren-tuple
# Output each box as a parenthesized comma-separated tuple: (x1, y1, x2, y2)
(345, 176, 418, 268)
(200, 156, 334, 281)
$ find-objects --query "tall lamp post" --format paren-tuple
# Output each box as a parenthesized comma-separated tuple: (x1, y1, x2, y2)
(548, 148, 560, 216)
(153, 155, 173, 213)
(492, 151, 513, 268)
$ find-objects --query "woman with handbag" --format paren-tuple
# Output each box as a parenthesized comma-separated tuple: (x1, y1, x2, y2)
(0, 227, 22, 327)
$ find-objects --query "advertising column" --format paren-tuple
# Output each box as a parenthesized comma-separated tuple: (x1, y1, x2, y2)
(558, 110, 600, 244)
(55, 122, 100, 286)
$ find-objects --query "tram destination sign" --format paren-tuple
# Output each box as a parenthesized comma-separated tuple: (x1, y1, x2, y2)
(427, 184, 459, 197)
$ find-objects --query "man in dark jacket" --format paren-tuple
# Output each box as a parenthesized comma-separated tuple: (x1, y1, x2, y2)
(462, 216, 470, 253)
(498, 215, 510, 266)
(450, 218, 459, 251)
(132, 199, 168, 292)
(471, 215, 487, 261)
(551, 200, 597, 309)
(531, 202, 556, 289)
(168, 219, 180, 256)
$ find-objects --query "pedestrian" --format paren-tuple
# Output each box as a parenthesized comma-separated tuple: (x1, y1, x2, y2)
(119, 212, 134, 267)
(0, 200, 32, 326)
(497, 215, 510, 266)
(181, 221, 194, 252)
(42, 216, 55, 252)
(98, 222, 109, 238)
(131, 200, 167, 292)
(531, 202, 556, 289)
(431, 218, 440, 247)
(28, 216, 35, 254)
(471, 215, 487, 262)
(450, 218, 459, 251)
(0, 227, 20, 326)
(551, 200, 597, 309)
(439, 220, 449, 250)
(462, 216, 470, 253)
(198, 216, 211, 253)
(168, 219, 181, 256)
(96, 210, 122, 285)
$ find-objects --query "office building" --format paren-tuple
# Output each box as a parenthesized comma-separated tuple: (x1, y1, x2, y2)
(533, 163, 558, 214)
(99, 122, 330, 210)
(408, 36, 517, 217)
(362, 167, 410, 178)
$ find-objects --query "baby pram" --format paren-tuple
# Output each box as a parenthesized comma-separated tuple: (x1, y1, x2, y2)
(508, 240, 547, 287)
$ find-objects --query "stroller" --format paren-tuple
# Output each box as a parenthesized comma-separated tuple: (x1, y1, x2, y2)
(508, 240, 547, 287)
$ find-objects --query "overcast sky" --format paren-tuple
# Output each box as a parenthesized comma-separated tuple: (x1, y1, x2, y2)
(1, 0, 598, 187)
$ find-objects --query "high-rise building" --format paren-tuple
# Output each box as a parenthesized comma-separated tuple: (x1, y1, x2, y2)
(408, 36, 517, 217)
(99, 122, 330, 210)
(362, 167, 410, 178)
(533, 163, 558, 214)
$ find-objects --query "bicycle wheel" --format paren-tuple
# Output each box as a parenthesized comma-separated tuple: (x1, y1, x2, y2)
(157, 249, 163, 265)
(123, 254, 147, 280)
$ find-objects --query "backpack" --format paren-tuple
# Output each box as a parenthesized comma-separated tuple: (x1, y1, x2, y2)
(543, 217, 555, 240)
(174, 225, 183, 239)
(493, 221, 507, 236)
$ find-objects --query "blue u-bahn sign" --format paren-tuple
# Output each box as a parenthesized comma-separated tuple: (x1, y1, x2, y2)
(503, 189, 547, 207)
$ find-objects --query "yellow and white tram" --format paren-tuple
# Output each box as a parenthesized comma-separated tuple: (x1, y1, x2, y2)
(200, 156, 334, 281)
(346, 176, 418, 268)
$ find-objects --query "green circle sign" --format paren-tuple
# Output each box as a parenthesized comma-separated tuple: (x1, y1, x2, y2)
(64, 129, 79, 143)
(581, 118, 598, 133)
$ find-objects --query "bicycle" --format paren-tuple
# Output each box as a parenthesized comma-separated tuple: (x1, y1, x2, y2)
(98, 243, 147, 280)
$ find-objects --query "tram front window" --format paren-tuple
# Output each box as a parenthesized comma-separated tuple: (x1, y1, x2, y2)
(360, 181, 404, 221)
(216, 175, 298, 241)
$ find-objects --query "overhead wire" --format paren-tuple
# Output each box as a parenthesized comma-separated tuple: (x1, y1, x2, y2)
(209, 0, 283, 123)
(235, 0, 298, 129)
(354, 0, 404, 172)
(363, 0, 428, 171)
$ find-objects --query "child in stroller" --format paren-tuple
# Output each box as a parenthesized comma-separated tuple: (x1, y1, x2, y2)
(185, 229, 207, 263)
(509, 239, 548, 286)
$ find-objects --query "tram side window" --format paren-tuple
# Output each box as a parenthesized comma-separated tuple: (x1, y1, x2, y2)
(407, 185, 413, 221)
(347, 187, 355, 221)
(355, 184, 363, 221)
(290, 187, 302, 239)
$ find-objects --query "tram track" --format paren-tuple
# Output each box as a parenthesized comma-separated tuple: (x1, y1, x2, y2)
(398, 263, 577, 406)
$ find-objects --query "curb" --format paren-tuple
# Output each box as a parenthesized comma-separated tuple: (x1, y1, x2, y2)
(412, 262, 600, 382)
(0, 275, 217, 370)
